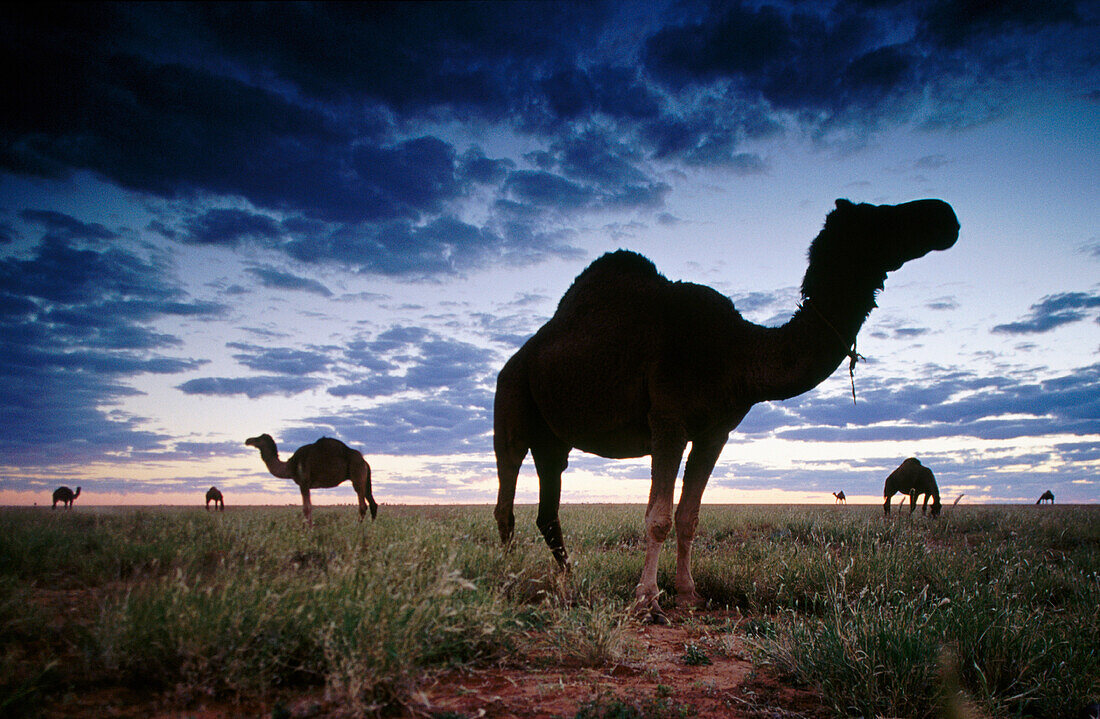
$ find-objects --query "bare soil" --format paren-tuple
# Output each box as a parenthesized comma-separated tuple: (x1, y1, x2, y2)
(37, 605, 828, 719)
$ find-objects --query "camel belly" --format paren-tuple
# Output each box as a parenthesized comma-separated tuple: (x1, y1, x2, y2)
(570, 426, 652, 459)
(530, 367, 652, 457)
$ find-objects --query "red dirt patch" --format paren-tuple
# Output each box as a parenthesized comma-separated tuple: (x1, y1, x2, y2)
(39, 608, 828, 719)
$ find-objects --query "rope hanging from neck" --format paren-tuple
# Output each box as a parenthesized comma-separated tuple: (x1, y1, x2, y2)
(804, 298, 865, 404)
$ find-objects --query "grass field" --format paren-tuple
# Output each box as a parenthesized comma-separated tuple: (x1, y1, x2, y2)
(2, 503, 1097, 718)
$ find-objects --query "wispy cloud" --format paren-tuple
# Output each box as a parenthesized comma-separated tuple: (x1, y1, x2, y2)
(992, 292, 1100, 334)
(0, 213, 219, 464)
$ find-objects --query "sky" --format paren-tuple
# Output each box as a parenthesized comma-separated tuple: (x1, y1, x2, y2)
(0, 1, 1097, 509)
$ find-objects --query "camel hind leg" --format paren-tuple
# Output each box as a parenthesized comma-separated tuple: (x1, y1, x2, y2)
(350, 459, 378, 521)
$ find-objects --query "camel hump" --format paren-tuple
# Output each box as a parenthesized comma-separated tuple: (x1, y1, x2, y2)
(555, 250, 666, 315)
(582, 250, 662, 279)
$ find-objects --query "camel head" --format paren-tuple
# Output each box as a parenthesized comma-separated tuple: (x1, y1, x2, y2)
(245, 433, 276, 452)
(802, 198, 959, 301)
(73, 486, 81, 498)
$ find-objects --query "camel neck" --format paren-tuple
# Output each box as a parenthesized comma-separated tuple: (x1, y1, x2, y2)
(258, 446, 292, 479)
(746, 290, 874, 403)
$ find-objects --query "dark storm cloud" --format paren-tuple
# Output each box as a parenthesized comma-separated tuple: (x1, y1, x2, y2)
(0, 221, 17, 245)
(643, 4, 913, 115)
(643, 0, 1095, 137)
(992, 292, 1100, 334)
(0, 215, 221, 464)
(19, 209, 118, 241)
(181, 208, 283, 246)
(918, 0, 1083, 48)
(3, 1, 1093, 279)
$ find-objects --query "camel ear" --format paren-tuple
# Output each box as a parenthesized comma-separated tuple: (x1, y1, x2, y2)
(835, 198, 855, 211)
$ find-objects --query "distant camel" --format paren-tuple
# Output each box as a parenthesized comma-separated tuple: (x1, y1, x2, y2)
(952, 494, 964, 507)
(206, 486, 224, 511)
(1036, 490, 1054, 505)
(246, 434, 378, 525)
(832, 491, 846, 504)
(883, 458, 941, 517)
(494, 198, 959, 621)
(52, 486, 80, 509)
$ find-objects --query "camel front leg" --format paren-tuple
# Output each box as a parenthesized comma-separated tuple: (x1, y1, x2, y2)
(494, 441, 524, 546)
(532, 440, 570, 569)
(635, 425, 686, 623)
(673, 431, 728, 608)
(300, 486, 313, 526)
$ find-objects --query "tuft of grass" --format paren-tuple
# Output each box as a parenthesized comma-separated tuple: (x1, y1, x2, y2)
(574, 687, 695, 719)
(680, 643, 712, 667)
(746, 506, 1100, 719)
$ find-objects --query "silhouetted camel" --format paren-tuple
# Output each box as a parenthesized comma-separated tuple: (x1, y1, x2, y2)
(52, 486, 80, 509)
(494, 198, 959, 621)
(952, 494, 964, 507)
(832, 491, 846, 504)
(883, 458, 941, 517)
(246, 434, 378, 525)
(206, 486, 224, 511)
(1036, 490, 1054, 505)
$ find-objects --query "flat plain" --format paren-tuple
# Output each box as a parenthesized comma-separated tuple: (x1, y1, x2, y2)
(2, 502, 1097, 718)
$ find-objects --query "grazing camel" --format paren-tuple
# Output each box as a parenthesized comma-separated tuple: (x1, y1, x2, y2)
(245, 434, 378, 525)
(883, 458, 941, 517)
(206, 486, 224, 511)
(494, 198, 959, 621)
(832, 491, 846, 504)
(1036, 490, 1054, 505)
(52, 486, 80, 509)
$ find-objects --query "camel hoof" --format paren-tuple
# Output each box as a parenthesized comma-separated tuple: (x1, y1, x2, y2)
(677, 592, 707, 609)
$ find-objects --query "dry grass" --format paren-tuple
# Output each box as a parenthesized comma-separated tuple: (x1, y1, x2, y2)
(1, 503, 1097, 717)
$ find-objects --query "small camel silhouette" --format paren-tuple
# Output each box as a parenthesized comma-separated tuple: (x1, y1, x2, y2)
(52, 486, 80, 509)
(246, 434, 378, 526)
(205, 486, 224, 511)
(1036, 490, 1054, 505)
(883, 458, 940, 517)
(494, 198, 959, 622)
(952, 494, 964, 507)
(832, 491, 846, 504)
